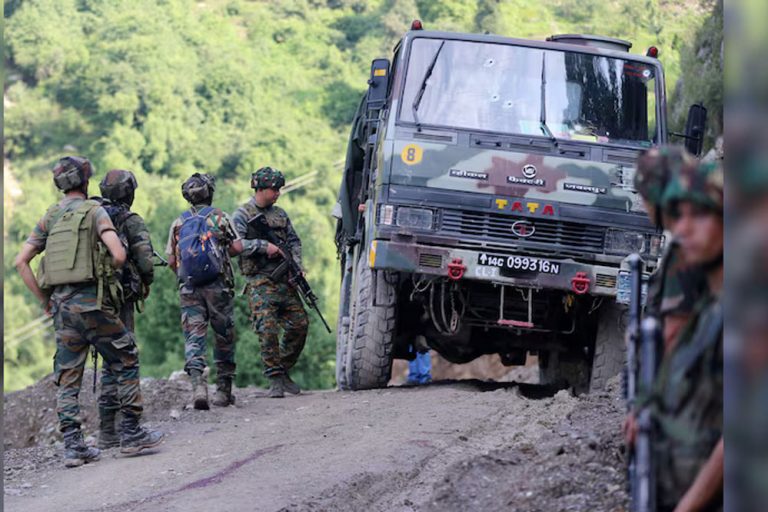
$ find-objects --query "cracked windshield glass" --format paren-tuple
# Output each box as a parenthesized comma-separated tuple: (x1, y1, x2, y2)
(401, 38, 658, 147)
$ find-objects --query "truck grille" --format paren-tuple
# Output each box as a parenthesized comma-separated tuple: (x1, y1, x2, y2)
(441, 210, 605, 255)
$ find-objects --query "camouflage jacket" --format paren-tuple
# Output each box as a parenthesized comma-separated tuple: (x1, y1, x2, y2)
(651, 291, 723, 507)
(232, 197, 303, 280)
(166, 203, 239, 293)
(26, 196, 117, 313)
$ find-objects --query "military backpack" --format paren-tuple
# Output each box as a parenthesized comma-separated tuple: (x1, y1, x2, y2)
(100, 199, 144, 304)
(177, 206, 224, 287)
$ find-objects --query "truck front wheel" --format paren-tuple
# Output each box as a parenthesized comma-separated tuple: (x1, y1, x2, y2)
(345, 257, 396, 390)
(589, 302, 627, 391)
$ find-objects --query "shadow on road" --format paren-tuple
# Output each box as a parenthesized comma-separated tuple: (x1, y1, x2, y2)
(393, 378, 563, 399)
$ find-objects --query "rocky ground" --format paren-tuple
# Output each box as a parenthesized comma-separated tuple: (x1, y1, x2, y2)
(3, 368, 628, 512)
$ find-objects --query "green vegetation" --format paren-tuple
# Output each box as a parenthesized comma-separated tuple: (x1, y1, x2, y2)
(4, 0, 718, 392)
(670, 0, 722, 149)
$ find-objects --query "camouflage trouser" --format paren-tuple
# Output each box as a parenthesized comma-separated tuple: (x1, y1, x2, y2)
(99, 303, 136, 416)
(53, 301, 143, 433)
(180, 282, 236, 379)
(246, 276, 308, 377)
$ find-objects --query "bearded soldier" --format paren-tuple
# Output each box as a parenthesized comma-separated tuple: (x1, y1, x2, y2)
(232, 167, 309, 398)
(15, 156, 164, 467)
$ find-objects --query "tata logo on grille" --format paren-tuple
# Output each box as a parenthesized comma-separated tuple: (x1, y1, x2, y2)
(522, 164, 537, 179)
(494, 199, 556, 215)
(511, 220, 536, 238)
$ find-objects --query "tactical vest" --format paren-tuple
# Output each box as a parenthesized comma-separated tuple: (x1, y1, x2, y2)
(237, 201, 289, 280)
(37, 199, 122, 309)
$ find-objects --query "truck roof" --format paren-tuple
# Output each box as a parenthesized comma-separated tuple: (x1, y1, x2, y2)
(401, 30, 661, 67)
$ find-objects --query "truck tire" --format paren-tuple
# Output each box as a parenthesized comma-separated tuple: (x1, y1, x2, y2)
(346, 258, 396, 390)
(336, 315, 351, 390)
(589, 302, 627, 391)
(335, 263, 352, 390)
(539, 350, 590, 395)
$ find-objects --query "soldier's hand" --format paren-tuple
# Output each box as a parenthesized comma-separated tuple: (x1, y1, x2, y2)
(266, 243, 284, 259)
(143, 285, 151, 300)
(622, 413, 638, 446)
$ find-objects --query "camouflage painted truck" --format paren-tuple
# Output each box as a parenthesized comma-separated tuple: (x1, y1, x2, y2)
(333, 24, 707, 392)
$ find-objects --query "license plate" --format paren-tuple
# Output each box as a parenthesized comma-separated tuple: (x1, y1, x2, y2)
(616, 271, 648, 305)
(477, 253, 561, 275)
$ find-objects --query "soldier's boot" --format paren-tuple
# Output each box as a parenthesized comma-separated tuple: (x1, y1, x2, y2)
(63, 428, 101, 468)
(190, 369, 210, 410)
(212, 377, 235, 407)
(120, 419, 165, 455)
(97, 409, 120, 449)
(281, 373, 301, 395)
(268, 376, 285, 398)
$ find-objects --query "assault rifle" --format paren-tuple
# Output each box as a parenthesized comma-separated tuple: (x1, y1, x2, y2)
(247, 213, 332, 333)
(625, 254, 642, 511)
(633, 317, 659, 512)
(625, 253, 656, 512)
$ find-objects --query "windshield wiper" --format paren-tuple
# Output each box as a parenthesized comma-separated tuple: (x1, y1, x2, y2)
(539, 52, 558, 146)
(412, 40, 446, 132)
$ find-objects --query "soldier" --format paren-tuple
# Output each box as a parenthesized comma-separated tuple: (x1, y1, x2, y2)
(14, 156, 163, 467)
(651, 159, 724, 512)
(633, 146, 707, 353)
(232, 167, 309, 398)
(166, 173, 243, 409)
(95, 169, 155, 449)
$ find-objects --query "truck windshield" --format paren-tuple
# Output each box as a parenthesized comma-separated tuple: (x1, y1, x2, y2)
(400, 38, 659, 147)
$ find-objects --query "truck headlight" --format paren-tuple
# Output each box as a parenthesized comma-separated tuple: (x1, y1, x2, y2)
(396, 207, 434, 230)
(605, 228, 646, 255)
(379, 204, 395, 225)
(378, 204, 435, 230)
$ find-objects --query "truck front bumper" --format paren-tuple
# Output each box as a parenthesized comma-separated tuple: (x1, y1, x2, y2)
(368, 240, 623, 297)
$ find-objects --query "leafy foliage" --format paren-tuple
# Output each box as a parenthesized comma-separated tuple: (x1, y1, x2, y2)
(4, 0, 714, 391)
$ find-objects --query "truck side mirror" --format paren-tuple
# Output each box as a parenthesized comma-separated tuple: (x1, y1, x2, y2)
(366, 58, 390, 111)
(684, 103, 707, 156)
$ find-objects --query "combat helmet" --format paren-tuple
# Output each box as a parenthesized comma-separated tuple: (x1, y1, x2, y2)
(251, 167, 285, 190)
(634, 145, 697, 206)
(181, 173, 216, 204)
(100, 169, 138, 206)
(662, 159, 724, 214)
(52, 156, 93, 192)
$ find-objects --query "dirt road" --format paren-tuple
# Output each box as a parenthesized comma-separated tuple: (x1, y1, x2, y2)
(4, 377, 628, 512)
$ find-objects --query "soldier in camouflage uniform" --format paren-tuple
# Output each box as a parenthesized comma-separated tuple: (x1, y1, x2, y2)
(14, 157, 164, 468)
(652, 160, 724, 511)
(166, 173, 243, 409)
(232, 167, 309, 398)
(634, 146, 707, 353)
(95, 169, 155, 449)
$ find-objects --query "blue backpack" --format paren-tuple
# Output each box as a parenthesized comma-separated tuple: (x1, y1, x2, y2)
(177, 207, 223, 287)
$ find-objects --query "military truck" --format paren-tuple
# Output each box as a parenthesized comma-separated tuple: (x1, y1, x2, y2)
(333, 23, 707, 392)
